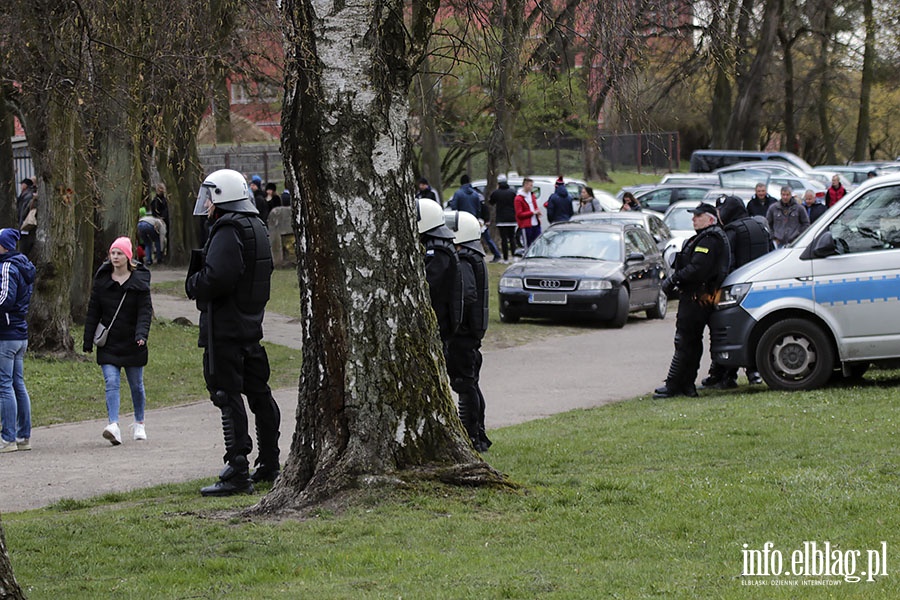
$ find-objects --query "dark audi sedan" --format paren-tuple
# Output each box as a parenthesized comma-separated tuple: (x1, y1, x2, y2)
(498, 222, 668, 328)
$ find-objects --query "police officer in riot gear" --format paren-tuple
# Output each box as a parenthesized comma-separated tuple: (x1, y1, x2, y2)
(444, 210, 492, 452)
(417, 198, 463, 346)
(654, 202, 731, 399)
(186, 169, 281, 496)
(702, 196, 773, 388)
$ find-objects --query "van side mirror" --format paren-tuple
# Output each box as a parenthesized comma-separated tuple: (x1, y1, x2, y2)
(813, 232, 838, 257)
(625, 252, 645, 262)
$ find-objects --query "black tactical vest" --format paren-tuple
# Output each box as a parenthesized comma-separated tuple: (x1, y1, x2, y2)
(725, 217, 772, 271)
(205, 212, 272, 313)
(458, 246, 489, 338)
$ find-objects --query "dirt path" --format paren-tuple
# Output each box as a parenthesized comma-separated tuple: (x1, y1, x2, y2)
(1, 268, 689, 513)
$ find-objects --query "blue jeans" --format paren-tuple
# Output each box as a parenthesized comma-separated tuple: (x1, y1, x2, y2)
(0, 339, 30, 443)
(101, 364, 146, 423)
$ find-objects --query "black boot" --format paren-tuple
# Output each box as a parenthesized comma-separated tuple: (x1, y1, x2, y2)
(654, 351, 690, 398)
(200, 456, 253, 497)
(457, 392, 481, 449)
(250, 463, 280, 484)
(250, 395, 281, 484)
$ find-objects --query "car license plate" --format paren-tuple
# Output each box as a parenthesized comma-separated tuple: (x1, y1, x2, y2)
(529, 292, 567, 305)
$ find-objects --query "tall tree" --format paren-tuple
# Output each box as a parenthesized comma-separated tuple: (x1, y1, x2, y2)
(253, 0, 507, 513)
(853, 0, 875, 160)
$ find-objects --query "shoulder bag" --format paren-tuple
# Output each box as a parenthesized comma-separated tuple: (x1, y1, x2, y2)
(93, 291, 128, 347)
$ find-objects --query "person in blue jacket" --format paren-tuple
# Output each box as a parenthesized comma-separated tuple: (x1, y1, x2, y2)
(0, 228, 36, 453)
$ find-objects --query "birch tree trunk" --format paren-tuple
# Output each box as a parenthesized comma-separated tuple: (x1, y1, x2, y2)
(253, 0, 508, 514)
(0, 516, 25, 600)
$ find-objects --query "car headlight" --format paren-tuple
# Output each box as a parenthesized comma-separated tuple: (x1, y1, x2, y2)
(717, 283, 752, 309)
(499, 277, 523, 289)
(579, 279, 613, 291)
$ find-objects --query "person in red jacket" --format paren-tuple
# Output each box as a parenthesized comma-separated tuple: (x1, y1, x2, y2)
(514, 178, 542, 249)
(825, 175, 847, 208)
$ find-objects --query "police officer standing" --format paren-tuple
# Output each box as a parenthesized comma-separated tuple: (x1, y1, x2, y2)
(444, 210, 492, 452)
(701, 196, 772, 389)
(417, 198, 463, 347)
(186, 169, 282, 496)
(654, 202, 731, 399)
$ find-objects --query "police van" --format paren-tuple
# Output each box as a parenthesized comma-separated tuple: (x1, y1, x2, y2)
(710, 173, 900, 390)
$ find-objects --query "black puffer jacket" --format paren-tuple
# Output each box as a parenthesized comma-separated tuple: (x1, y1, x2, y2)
(83, 262, 153, 367)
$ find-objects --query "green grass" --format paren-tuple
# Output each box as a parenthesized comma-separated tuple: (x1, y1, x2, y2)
(28, 320, 299, 426)
(6, 370, 900, 598)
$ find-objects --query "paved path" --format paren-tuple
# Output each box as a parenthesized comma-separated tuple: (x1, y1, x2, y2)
(2, 268, 696, 513)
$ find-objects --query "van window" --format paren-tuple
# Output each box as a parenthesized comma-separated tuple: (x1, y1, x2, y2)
(829, 186, 900, 254)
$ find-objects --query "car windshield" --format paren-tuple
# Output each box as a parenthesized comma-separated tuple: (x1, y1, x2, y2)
(526, 229, 622, 261)
(664, 209, 694, 231)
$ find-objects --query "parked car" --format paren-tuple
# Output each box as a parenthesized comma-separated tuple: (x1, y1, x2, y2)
(617, 183, 717, 213)
(767, 175, 827, 202)
(710, 172, 900, 390)
(659, 173, 717, 185)
(719, 161, 851, 192)
(690, 149, 814, 173)
(814, 166, 872, 187)
(568, 209, 673, 254)
(497, 221, 668, 327)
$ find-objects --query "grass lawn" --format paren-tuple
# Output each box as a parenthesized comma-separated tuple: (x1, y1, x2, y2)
(5, 369, 900, 598)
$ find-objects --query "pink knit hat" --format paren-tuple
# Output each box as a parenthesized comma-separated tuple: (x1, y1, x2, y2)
(109, 236, 133, 261)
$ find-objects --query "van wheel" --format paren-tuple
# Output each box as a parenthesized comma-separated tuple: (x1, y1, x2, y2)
(608, 286, 629, 329)
(646, 288, 668, 320)
(755, 319, 834, 390)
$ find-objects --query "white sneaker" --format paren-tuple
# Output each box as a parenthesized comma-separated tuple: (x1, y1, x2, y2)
(0, 439, 17, 453)
(103, 423, 122, 446)
(131, 422, 146, 441)
(16, 438, 31, 451)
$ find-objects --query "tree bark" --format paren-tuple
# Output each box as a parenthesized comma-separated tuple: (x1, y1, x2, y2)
(853, 0, 874, 161)
(815, 5, 837, 165)
(779, 29, 797, 154)
(0, 516, 25, 600)
(253, 0, 508, 514)
(726, 0, 781, 148)
(0, 85, 15, 226)
(414, 56, 443, 197)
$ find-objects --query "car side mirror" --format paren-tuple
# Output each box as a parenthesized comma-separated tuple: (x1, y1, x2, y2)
(625, 252, 645, 262)
(813, 231, 838, 257)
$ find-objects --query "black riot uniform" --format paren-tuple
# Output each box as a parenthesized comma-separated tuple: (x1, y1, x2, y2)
(654, 204, 731, 399)
(446, 242, 492, 452)
(186, 209, 281, 496)
(422, 231, 464, 346)
(703, 196, 773, 388)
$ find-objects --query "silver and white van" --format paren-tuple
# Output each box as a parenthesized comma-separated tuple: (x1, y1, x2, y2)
(710, 173, 900, 390)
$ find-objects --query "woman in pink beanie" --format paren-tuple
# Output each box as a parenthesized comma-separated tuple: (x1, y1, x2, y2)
(83, 237, 153, 445)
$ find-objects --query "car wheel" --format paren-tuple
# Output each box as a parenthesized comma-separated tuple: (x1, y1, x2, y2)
(608, 286, 629, 329)
(646, 287, 668, 320)
(755, 318, 834, 390)
(499, 306, 519, 324)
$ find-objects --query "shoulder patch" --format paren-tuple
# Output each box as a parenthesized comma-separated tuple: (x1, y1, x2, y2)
(695, 246, 709, 254)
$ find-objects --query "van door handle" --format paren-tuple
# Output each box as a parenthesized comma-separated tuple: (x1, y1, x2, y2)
(796, 276, 813, 282)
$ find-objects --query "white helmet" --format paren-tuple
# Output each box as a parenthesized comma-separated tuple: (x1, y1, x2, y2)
(193, 169, 259, 216)
(445, 210, 485, 255)
(417, 198, 454, 239)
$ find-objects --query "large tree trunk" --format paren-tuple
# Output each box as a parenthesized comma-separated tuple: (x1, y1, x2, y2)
(414, 56, 443, 197)
(0, 85, 15, 225)
(486, 0, 526, 189)
(0, 516, 25, 600)
(853, 0, 874, 161)
(21, 91, 80, 355)
(779, 31, 797, 154)
(253, 0, 506, 514)
(726, 0, 780, 148)
(816, 6, 837, 165)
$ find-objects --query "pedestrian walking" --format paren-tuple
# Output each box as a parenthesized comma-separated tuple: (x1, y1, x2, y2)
(83, 237, 153, 445)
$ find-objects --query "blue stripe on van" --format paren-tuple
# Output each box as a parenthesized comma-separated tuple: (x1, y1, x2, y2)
(814, 275, 900, 305)
(741, 282, 814, 310)
(740, 275, 900, 309)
